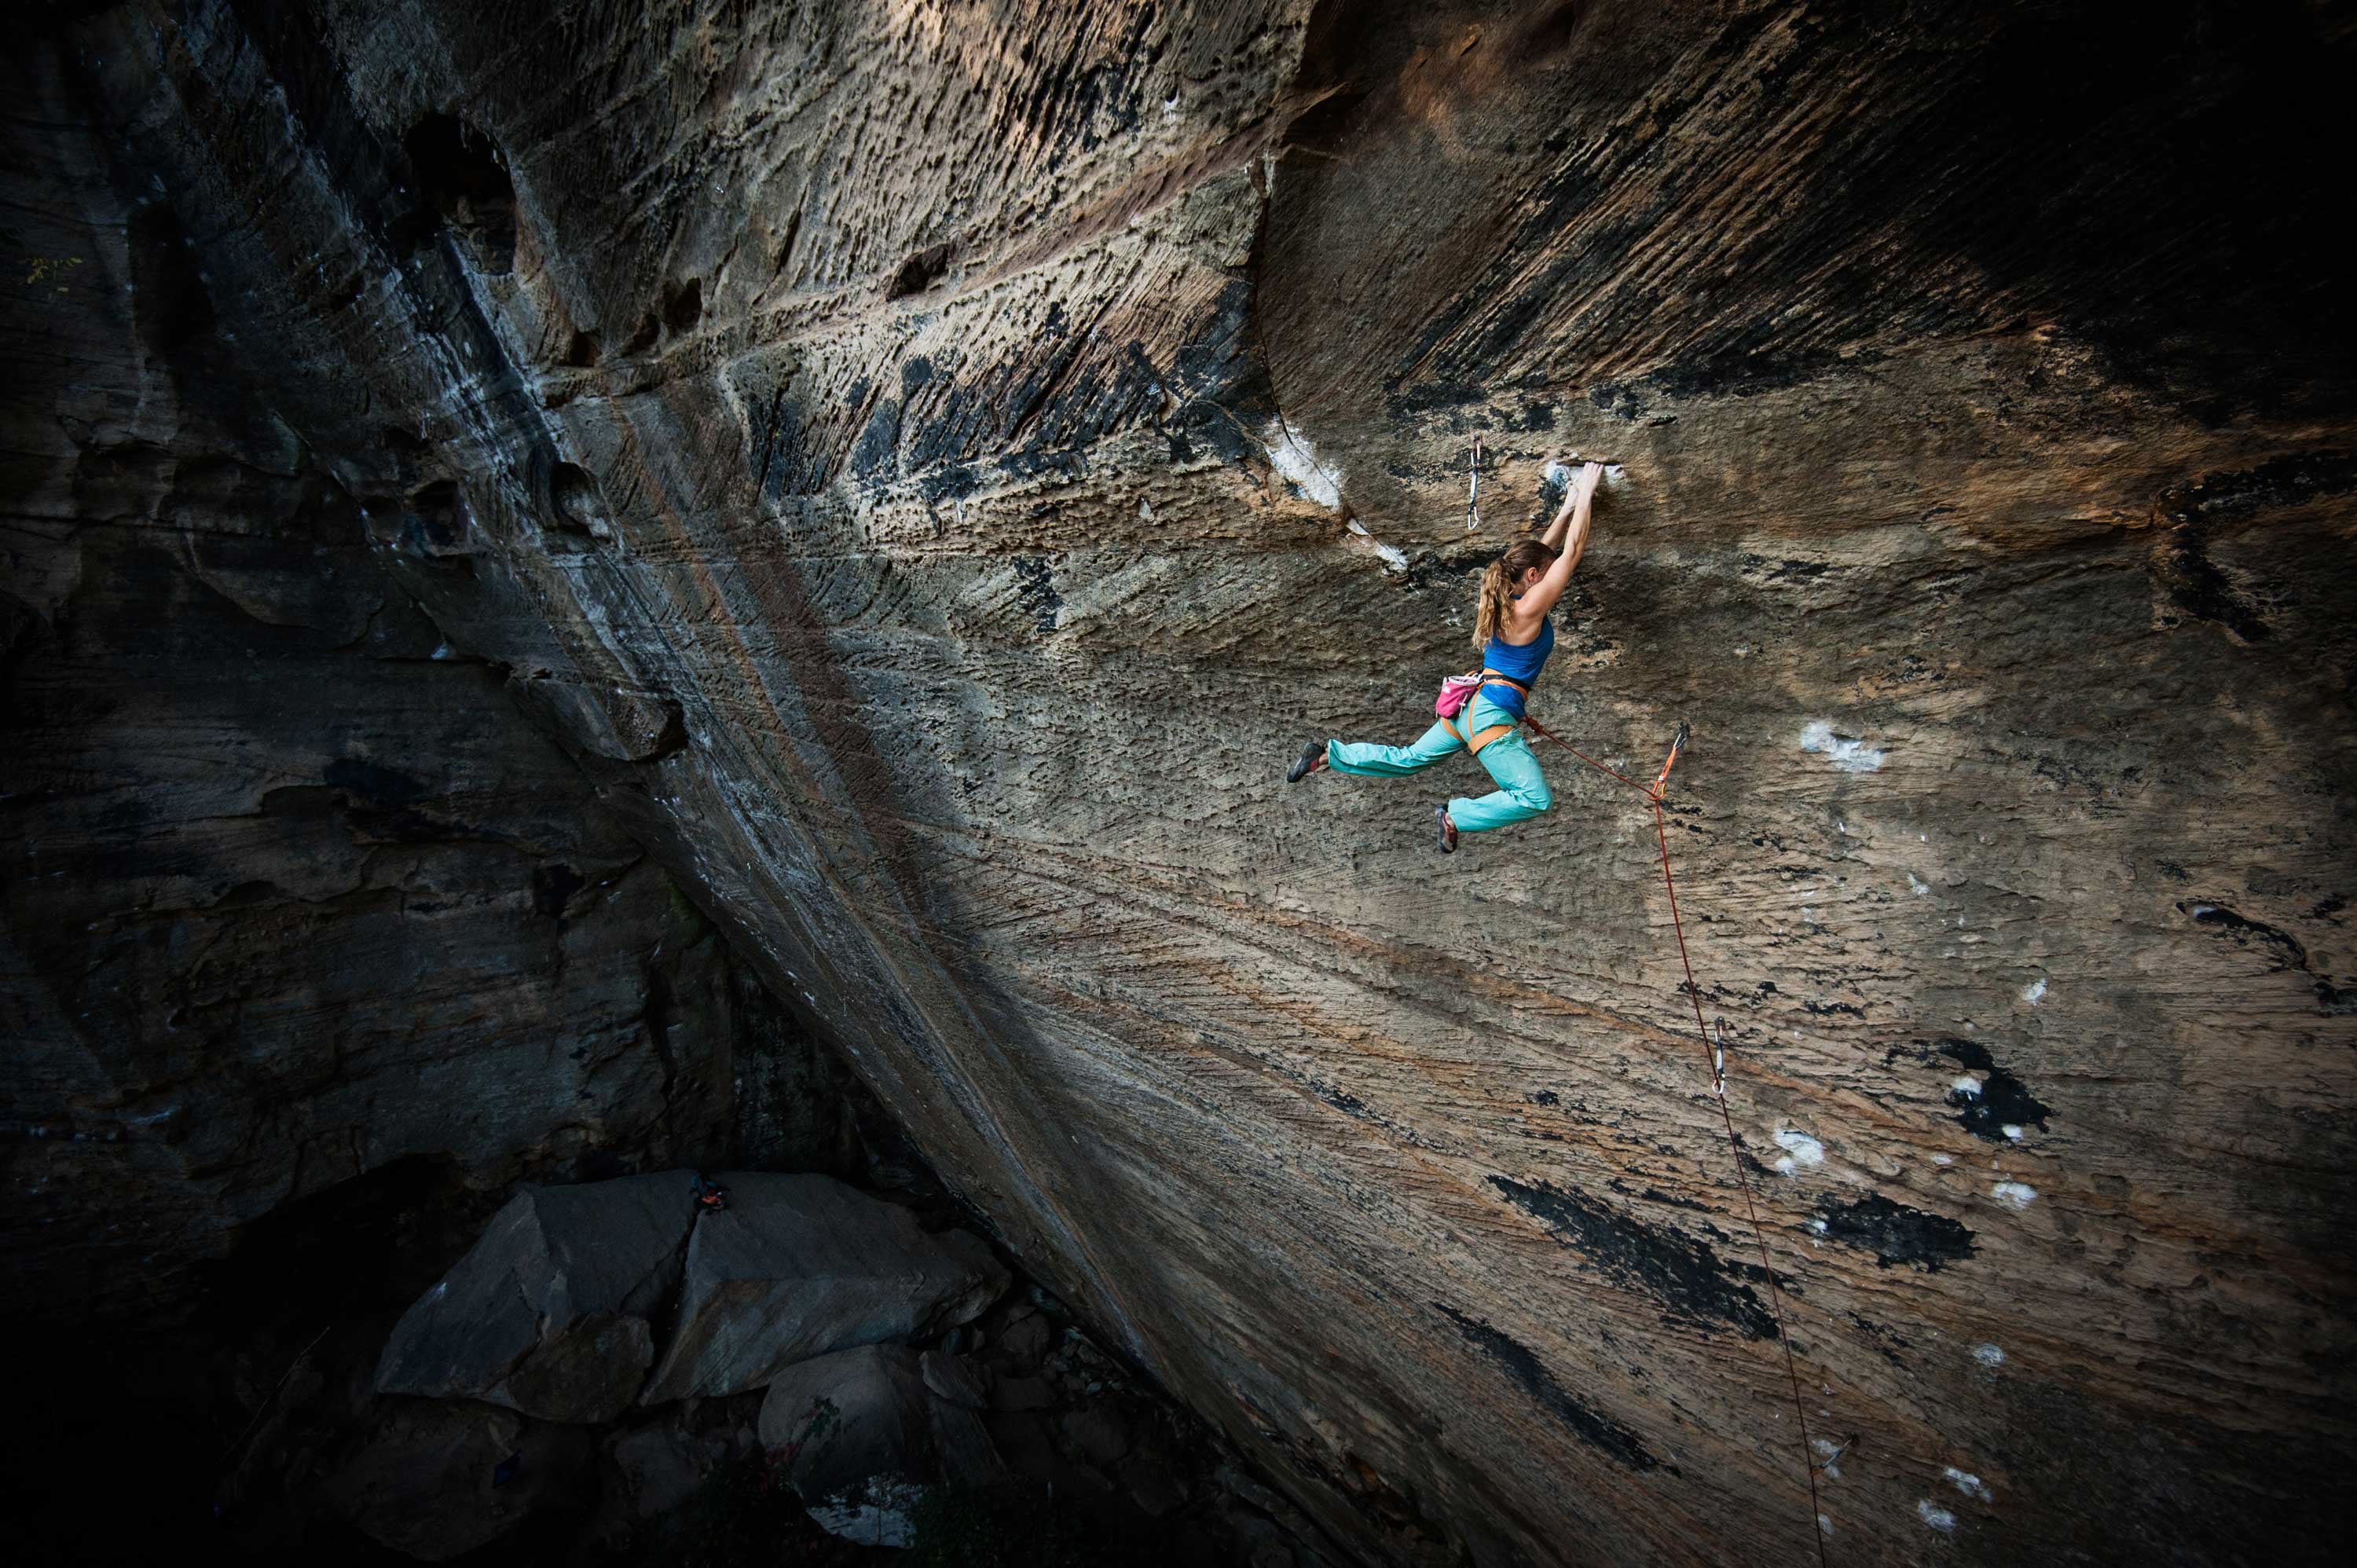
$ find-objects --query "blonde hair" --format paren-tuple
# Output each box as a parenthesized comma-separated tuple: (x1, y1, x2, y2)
(1472, 537, 1559, 650)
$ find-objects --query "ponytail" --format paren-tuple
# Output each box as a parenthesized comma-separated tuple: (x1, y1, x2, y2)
(1472, 559, 1513, 650)
(1471, 537, 1559, 650)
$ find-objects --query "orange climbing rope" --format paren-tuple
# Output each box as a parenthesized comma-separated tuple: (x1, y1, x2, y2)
(1519, 715, 1831, 1567)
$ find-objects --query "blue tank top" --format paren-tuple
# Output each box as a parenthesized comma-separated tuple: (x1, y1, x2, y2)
(1480, 610, 1554, 719)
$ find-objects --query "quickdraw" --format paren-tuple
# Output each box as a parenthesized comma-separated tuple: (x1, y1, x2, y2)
(1466, 434, 1483, 532)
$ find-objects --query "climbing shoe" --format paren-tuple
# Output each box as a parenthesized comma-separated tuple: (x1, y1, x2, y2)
(1286, 740, 1326, 783)
(1435, 805, 1458, 854)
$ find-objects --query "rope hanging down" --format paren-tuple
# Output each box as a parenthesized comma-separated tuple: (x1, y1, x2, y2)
(1519, 715, 1832, 1568)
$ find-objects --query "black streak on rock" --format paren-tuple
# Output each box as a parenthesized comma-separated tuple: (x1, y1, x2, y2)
(1486, 1174, 1774, 1339)
(1814, 1194, 1978, 1271)
(2179, 900, 2354, 1013)
(2144, 453, 2355, 642)
(1432, 1305, 1658, 1471)
(2150, 511, 2269, 642)
(1012, 557, 1061, 632)
(2179, 901, 2308, 969)
(852, 397, 903, 480)
(1938, 1039, 2053, 1142)
(1315, 1083, 1368, 1119)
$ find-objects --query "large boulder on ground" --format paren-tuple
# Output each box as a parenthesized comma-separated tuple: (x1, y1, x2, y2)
(757, 1342, 1012, 1546)
(920, 1349, 992, 1409)
(607, 1425, 733, 1518)
(587, 1422, 739, 1544)
(640, 1173, 1008, 1401)
(375, 1171, 695, 1422)
(757, 1343, 933, 1498)
(325, 1401, 593, 1562)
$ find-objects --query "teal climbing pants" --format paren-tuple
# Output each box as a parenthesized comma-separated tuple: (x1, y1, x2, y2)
(1325, 695, 1553, 833)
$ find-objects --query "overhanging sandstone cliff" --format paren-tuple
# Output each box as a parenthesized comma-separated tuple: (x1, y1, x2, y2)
(7, 2, 2355, 1563)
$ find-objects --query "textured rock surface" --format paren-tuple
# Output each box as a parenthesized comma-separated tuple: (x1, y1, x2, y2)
(375, 1171, 695, 1421)
(9, 2, 2357, 1565)
(324, 1401, 592, 1561)
(643, 1172, 1009, 1401)
(757, 1338, 1016, 1541)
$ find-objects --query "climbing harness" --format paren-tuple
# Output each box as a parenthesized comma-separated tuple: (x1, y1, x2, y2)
(1436, 671, 1530, 754)
(1518, 714, 1834, 1568)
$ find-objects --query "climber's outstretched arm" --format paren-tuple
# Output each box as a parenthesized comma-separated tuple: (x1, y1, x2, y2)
(1519, 461, 1603, 623)
(1537, 471, 1578, 552)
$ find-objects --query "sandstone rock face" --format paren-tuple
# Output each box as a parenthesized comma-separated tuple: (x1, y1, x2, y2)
(375, 1171, 695, 1421)
(642, 1173, 1009, 1401)
(12, 3, 2357, 1566)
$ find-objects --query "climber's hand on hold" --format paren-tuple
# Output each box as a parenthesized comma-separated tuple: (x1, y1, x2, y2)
(1541, 459, 1603, 555)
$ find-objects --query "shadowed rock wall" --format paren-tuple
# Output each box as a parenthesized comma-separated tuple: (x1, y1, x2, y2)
(5, 2, 2354, 1563)
(0, 26, 854, 1324)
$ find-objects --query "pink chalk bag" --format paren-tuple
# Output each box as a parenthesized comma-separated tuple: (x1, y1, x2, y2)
(1433, 669, 1530, 755)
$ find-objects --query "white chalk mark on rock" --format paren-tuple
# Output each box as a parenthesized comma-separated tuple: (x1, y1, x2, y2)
(1945, 1467, 1992, 1501)
(2022, 976, 2047, 1005)
(1343, 515, 1409, 575)
(1772, 1129, 1824, 1174)
(1917, 1500, 1957, 1532)
(1801, 721, 1886, 772)
(1992, 1181, 2037, 1210)
(1264, 418, 1343, 511)
(1974, 1342, 2005, 1368)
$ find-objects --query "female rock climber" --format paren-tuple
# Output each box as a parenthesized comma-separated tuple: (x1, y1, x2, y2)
(1286, 460, 1604, 852)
